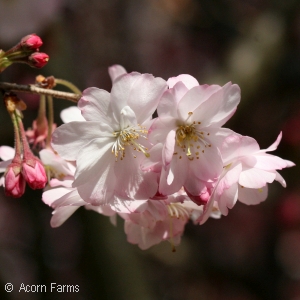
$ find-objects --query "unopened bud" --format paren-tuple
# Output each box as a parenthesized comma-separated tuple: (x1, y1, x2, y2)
(28, 52, 49, 68)
(20, 34, 43, 51)
(22, 157, 47, 189)
(5, 162, 26, 198)
(22, 156, 47, 189)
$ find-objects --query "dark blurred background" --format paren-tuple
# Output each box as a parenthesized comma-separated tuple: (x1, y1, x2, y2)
(0, 0, 300, 299)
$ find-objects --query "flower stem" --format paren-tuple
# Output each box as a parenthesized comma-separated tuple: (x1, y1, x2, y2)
(55, 78, 82, 95)
(46, 95, 54, 148)
(0, 82, 81, 103)
(17, 112, 33, 160)
(11, 110, 23, 162)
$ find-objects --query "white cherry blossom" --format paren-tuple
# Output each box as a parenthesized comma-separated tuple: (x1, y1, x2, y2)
(52, 71, 167, 205)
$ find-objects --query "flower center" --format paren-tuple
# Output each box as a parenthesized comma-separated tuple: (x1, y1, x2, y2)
(175, 121, 211, 161)
(112, 125, 150, 161)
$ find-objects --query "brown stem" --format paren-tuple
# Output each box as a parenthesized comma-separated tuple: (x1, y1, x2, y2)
(0, 82, 81, 103)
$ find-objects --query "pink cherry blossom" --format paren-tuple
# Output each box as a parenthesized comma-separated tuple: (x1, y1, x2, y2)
(26, 118, 56, 148)
(120, 191, 221, 250)
(119, 189, 220, 251)
(199, 132, 295, 224)
(121, 194, 187, 250)
(52, 70, 167, 205)
(148, 74, 240, 199)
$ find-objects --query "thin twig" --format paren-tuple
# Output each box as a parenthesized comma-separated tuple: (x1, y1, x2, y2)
(0, 82, 81, 103)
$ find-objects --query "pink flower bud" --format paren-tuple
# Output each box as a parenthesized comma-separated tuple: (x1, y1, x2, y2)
(21, 34, 43, 50)
(28, 52, 49, 68)
(22, 157, 47, 189)
(5, 163, 26, 198)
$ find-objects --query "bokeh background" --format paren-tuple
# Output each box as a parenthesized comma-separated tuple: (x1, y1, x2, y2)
(0, 0, 300, 299)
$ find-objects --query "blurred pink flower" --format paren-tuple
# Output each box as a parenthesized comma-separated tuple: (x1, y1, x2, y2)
(26, 118, 56, 149)
(121, 191, 220, 250)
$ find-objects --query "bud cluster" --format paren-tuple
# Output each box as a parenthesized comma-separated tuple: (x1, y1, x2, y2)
(0, 34, 49, 72)
(1, 94, 47, 198)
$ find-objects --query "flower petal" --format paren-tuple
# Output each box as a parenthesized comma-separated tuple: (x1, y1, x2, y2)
(238, 185, 268, 205)
(190, 143, 223, 182)
(42, 187, 72, 206)
(159, 155, 188, 195)
(157, 81, 188, 118)
(60, 106, 85, 123)
(167, 74, 199, 89)
(51, 206, 80, 228)
(275, 171, 286, 187)
(52, 122, 114, 160)
(119, 106, 137, 128)
(111, 72, 167, 123)
(253, 153, 292, 170)
(0, 159, 12, 173)
(79, 87, 113, 123)
(0, 146, 15, 161)
(192, 82, 240, 128)
(217, 183, 238, 215)
(261, 132, 282, 152)
(221, 134, 260, 165)
(108, 64, 127, 82)
(177, 84, 222, 121)
(239, 167, 276, 188)
(114, 150, 158, 200)
(111, 199, 149, 213)
(162, 130, 176, 166)
(74, 139, 116, 204)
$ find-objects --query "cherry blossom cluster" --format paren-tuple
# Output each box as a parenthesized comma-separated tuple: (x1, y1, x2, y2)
(0, 37, 295, 250)
(42, 65, 293, 250)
